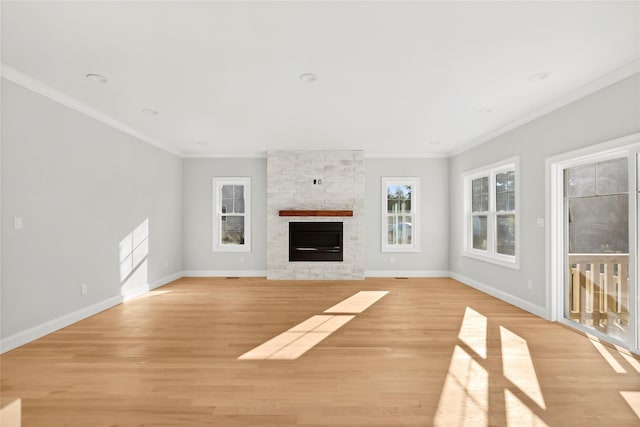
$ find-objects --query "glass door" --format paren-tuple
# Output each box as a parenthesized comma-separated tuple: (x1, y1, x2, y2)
(564, 156, 631, 343)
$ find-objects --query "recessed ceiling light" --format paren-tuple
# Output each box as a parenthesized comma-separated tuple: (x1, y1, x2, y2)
(196, 141, 208, 146)
(528, 72, 550, 81)
(142, 108, 158, 115)
(476, 108, 493, 113)
(86, 73, 107, 83)
(428, 141, 441, 145)
(299, 73, 318, 83)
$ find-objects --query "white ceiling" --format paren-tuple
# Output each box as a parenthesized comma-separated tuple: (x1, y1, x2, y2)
(2, 1, 639, 157)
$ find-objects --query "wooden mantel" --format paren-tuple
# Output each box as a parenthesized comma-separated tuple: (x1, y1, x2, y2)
(279, 210, 353, 217)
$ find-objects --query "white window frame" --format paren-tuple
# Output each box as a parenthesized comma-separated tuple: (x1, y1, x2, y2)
(381, 177, 421, 253)
(463, 157, 520, 269)
(212, 177, 251, 252)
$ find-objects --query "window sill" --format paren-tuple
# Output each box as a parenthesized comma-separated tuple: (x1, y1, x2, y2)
(462, 250, 520, 270)
(382, 245, 421, 253)
(213, 245, 251, 253)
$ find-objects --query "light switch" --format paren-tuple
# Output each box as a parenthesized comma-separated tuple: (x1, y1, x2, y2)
(14, 217, 23, 230)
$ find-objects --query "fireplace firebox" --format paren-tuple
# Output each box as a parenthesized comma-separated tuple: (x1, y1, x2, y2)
(289, 222, 343, 262)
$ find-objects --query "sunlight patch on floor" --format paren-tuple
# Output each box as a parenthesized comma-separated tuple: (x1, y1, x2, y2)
(239, 290, 388, 360)
(587, 334, 626, 373)
(500, 326, 546, 410)
(323, 291, 389, 314)
(504, 389, 549, 427)
(434, 345, 488, 427)
(614, 345, 640, 373)
(435, 307, 549, 426)
(238, 315, 355, 360)
(619, 391, 640, 419)
(458, 306, 487, 359)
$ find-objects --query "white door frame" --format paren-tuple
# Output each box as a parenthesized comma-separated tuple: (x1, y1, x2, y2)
(546, 132, 640, 354)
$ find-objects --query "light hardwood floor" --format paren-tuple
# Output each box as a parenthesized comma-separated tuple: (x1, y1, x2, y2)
(1, 277, 639, 426)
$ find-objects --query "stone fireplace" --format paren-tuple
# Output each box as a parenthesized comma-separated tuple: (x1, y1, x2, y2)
(267, 150, 365, 280)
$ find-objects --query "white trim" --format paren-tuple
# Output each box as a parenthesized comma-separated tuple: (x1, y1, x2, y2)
(182, 270, 267, 277)
(184, 152, 267, 159)
(450, 272, 546, 318)
(462, 157, 520, 269)
(212, 177, 252, 253)
(0, 64, 182, 157)
(450, 59, 640, 157)
(365, 152, 449, 159)
(546, 133, 640, 351)
(381, 177, 421, 252)
(365, 270, 449, 278)
(0, 272, 181, 354)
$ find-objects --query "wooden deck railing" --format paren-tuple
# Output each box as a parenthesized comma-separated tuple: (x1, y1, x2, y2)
(568, 254, 629, 329)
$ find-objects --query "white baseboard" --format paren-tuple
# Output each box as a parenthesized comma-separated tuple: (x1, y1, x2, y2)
(182, 270, 267, 277)
(1, 270, 548, 354)
(365, 270, 450, 278)
(449, 272, 546, 318)
(0, 271, 183, 354)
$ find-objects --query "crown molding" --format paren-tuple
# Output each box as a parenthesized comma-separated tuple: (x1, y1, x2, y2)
(1, 64, 183, 157)
(183, 152, 267, 159)
(449, 59, 640, 157)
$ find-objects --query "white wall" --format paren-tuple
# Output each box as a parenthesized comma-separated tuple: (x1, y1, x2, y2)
(182, 158, 268, 275)
(181, 156, 450, 275)
(1, 79, 183, 348)
(365, 158, 449, 275)
(448, 74, 640, 316)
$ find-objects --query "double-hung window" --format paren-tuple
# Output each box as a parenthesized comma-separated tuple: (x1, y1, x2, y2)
(212, 177, 251, 252)
(464, 158, 519, 268)
(382, 177, 420, 252)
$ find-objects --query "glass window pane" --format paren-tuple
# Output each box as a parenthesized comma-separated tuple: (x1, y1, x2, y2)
(221, 185, 234, 199)
(568, 194, 628, 253)
(496, 193, 508, 212)
(472, 215, 487, 250)
(472, 177, 489, 212)
(497, 214, 516, 256)
(496, 170, 515, 212)
(567, 164, 595, 198)
(387, 215, 412, 245)
(221, 216, 244, 245)
(480, 195, 488, 212)
(221, 199, 233, 214)
(234, 185, 244, 199)
(508, 193, 515, 211)
(234, 198, 245, 213)
(387, 185, 412, 213)
(496, 172, 508, 193)
(596, 158, 628, 195)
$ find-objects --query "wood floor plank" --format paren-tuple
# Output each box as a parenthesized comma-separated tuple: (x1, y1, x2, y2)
(1, 277, 639, 426)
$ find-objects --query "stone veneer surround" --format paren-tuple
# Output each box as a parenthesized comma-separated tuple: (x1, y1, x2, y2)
(267, 150, 365, 280)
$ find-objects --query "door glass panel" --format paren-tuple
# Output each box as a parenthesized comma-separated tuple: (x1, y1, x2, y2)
(565, 157, 629, 342)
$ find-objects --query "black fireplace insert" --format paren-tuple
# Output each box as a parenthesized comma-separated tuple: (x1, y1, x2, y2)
(289, 222, 343, 262)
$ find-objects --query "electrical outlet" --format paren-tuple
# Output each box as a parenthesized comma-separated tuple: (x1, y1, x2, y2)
(527, 280, 533, 291)
(14, 217, 23, 230)
(390, 256, 395, 263)
(81, 284, 88, 296)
